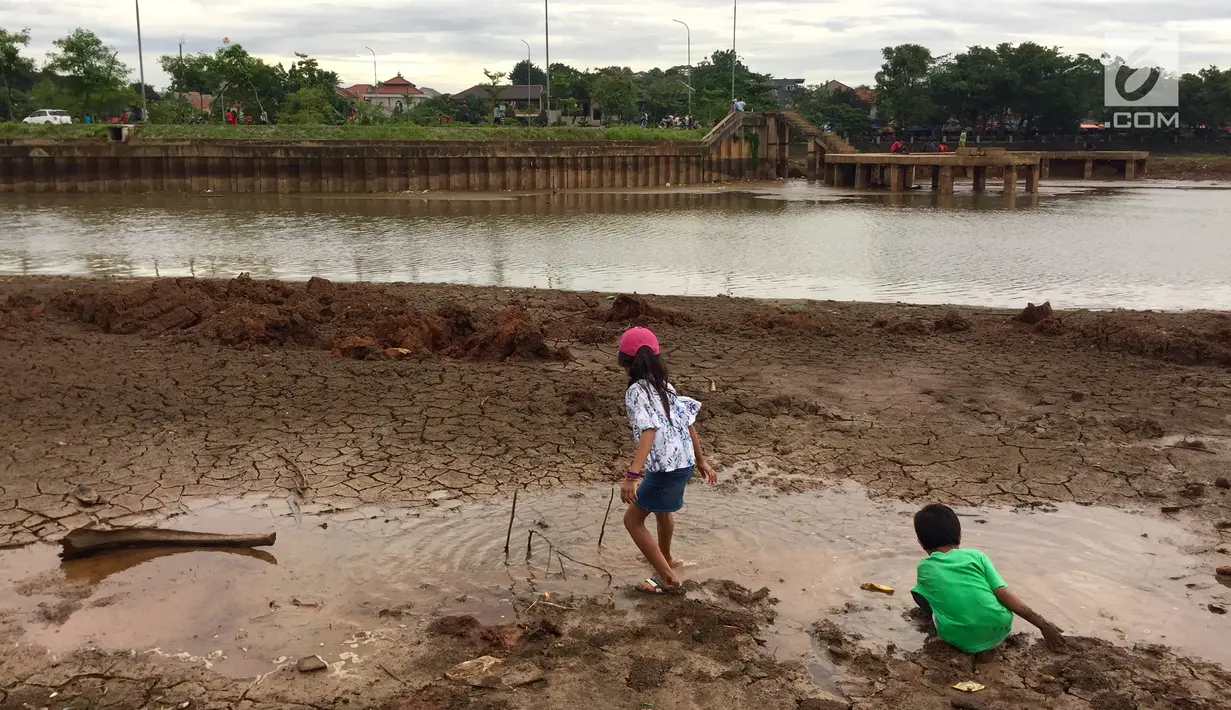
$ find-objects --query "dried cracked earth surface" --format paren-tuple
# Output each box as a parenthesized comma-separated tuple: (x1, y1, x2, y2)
(2, 275, 1231, 710)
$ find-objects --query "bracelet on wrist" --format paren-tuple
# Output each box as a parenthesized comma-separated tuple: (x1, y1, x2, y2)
(626, 470, 643, 479)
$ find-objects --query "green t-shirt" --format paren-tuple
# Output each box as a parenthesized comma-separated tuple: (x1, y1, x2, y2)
(912, 548, 1013, 653)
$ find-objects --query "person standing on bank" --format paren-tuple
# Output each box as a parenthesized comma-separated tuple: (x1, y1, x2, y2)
(617, 327, 718, 594)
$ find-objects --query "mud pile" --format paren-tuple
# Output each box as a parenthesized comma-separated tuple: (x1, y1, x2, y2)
(50, 275, 570, 362)
(1014, 306, 1231, 367)
(600, 294, 688, 326)
(816, 622, 1231, 710)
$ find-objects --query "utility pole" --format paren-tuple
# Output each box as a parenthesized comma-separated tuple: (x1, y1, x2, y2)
(731, 0, 737, 102)
(544, 0, 551, 119)
(673, 19, 691, 119)
(135, 0, 148, 121)
(365, 46, 377, 86)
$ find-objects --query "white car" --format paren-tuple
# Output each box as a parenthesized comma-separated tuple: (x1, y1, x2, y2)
(23, 109, 73, 125)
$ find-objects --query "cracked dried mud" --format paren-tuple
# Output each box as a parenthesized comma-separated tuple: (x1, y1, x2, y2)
(2, 275, 1230, 709)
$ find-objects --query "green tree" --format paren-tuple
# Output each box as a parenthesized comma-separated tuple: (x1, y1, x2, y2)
(44, 28, 130, 117)
(147, 94, 198, 124)
(589, 66, 640, 123)
(793, 84, 872, 135)
(688, 50, 774, 122)
(509, 60, 546, 87)
(1, 27, 37, 121)
(874, 44, 937, 130)
(158, 42, 292, 121)
(279, 86, 334, 124)
(1180, 66, 1231, 132)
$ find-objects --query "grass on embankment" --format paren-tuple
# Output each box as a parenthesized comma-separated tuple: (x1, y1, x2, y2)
(0, 122, 708, 143)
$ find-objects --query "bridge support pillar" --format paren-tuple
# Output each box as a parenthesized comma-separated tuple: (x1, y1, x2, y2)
(1003, 165, 1018, 194)
(888, 165, 906, 192)
(854, 164, 867, 189)
(1024, 165, 1040, 193)
(972, 166, 987, 192)
(939, 165, 954, 195)
(1083, 159, 1094, 179)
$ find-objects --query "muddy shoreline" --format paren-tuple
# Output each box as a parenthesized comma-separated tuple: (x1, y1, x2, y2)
(2, 275, 1230, 709)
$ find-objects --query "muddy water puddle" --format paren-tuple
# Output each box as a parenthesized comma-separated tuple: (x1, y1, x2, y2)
(1, 482, 1225, 678)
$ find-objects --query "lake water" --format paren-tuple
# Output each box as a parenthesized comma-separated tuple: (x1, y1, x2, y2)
(2, 179, 1229, 310)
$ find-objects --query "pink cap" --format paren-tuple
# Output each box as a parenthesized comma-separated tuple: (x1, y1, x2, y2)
(619, 327, 660, 357)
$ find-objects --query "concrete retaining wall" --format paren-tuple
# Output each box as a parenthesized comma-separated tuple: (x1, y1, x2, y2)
(0, 137, 764, 194)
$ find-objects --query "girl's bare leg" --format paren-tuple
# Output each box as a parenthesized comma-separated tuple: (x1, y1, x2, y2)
(624, 504, 680, 586)
(655, 512, 676, 566)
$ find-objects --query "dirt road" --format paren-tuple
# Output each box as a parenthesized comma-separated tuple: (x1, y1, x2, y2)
(2, 276, 1230, 709)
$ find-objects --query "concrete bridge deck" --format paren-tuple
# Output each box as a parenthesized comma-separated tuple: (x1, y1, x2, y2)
(822, 151, 1043, 194)
(1041, 151, 1149, 179)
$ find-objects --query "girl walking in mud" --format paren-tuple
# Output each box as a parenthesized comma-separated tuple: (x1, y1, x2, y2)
(617, 327, 717, 594)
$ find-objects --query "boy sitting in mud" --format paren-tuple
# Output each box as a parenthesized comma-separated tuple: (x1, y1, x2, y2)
(911, 503, 1065, 654)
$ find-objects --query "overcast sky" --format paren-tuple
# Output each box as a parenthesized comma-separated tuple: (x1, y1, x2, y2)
(4, 0, 1229, 93)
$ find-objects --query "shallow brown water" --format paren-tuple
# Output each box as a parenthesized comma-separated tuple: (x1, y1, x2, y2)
(2, 180, 1230, 309)
(1, 482, 1223, 678)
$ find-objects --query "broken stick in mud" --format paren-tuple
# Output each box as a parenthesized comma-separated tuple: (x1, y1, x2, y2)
(60, 527, 277, 560)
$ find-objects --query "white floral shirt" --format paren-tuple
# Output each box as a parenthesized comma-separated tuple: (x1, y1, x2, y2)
(625, 380, 701, 473)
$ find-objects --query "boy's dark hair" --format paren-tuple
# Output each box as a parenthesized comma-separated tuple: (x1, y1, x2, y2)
(914, 503, 961, 550)
(618, 347, 672, 422)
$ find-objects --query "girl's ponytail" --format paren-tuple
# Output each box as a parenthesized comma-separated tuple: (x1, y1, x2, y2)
(619, 346, 673, 422)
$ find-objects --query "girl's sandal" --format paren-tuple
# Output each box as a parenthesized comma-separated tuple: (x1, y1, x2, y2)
(636, 577, 684, 595)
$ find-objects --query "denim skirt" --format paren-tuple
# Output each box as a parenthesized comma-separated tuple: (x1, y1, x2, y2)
(635, 466, 694, 513)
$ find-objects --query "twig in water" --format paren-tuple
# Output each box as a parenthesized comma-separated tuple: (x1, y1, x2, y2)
(598, 486, 615, 549)
(503, 489, 518, 561)
(375, 661, 405, 685)
(278, 453, 310, 495)
(525, 529, 535, 562)
(527, 530, 612, 583)
(538, 600, 575, 610)
(558, 551, 567, 580)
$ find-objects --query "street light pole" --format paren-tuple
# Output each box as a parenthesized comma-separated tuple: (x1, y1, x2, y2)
(731, 0, 737, 102)
(364, 46, 377, 86)
(135, 0, 147, 121)
(672, 19, 691, 119)
(520, 39, 537, 113)
(544, 0, 551, 119)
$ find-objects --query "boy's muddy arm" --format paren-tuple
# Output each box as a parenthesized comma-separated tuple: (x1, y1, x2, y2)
(994, 587, 1065, 646)
(688, 426, 717, 484)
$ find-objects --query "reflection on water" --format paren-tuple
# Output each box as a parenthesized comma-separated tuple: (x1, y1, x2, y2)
(2, 181, 1230, 309)
(0, 482, 1223, 676)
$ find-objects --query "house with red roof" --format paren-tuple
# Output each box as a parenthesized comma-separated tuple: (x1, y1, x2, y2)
(178, 92, 214, 111)
(337, 74, 427, 112)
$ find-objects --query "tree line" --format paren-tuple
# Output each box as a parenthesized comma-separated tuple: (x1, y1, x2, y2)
(3, 26, 1229, 133)
(0, 26, 778, 126)
(866, 42, 1230, 135)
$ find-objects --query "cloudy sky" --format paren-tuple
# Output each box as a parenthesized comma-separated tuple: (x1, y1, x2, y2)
(4, 0, 1229, 93)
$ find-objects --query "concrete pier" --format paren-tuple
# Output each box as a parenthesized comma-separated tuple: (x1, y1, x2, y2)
(823, 151, 1042, 194)
(1040, 151, 1148, 180)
